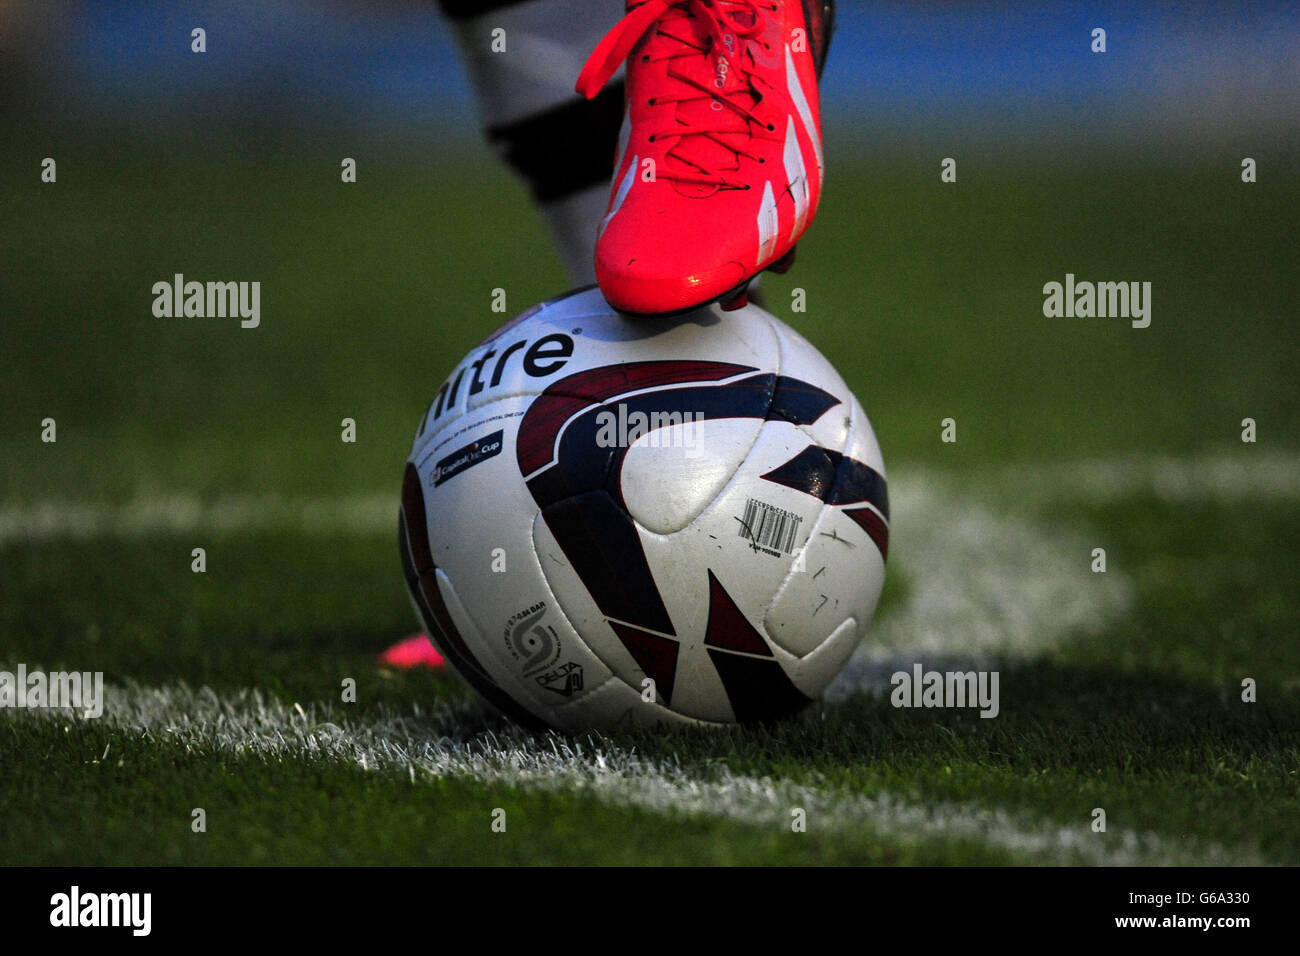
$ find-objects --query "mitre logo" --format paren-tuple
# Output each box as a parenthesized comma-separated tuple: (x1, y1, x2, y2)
(421, 332, 575, 434)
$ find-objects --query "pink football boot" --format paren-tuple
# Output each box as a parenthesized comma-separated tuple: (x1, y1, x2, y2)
(576, 1, 834, 314)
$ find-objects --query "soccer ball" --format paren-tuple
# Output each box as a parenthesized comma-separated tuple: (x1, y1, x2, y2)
(399, 287, 888, 731)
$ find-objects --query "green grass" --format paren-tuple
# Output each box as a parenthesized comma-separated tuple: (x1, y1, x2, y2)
(2, 142, 1298, 864)
(2, 713, 1022, 866)
(4, 147, 1296, 499)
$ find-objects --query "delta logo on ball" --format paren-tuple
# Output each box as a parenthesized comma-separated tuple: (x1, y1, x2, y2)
(399, 287, 888, 732)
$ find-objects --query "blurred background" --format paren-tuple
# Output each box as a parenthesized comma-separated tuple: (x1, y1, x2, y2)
(2, 0, 1297, 497)
(5, 0, 1298, 150)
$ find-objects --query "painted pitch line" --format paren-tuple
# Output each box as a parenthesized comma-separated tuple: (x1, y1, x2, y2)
(985, 450, 1300, 505)
(0, 493, 395, 545)
(3, 451, 1293, 548)
(0, 453, 1201, 692)
(829, 472, 1133, 699)
(14, 681, 1260, 866)
(827, 449, 1297, 693)
(0, 466, 1133, 687)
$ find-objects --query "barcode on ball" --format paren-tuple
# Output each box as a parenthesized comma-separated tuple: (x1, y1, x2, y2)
(738, 498, 802, 556)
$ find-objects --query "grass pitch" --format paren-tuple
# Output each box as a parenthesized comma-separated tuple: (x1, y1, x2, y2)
(1, 138, 1297, 865)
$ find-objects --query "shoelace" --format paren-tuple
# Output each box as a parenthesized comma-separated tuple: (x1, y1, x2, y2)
(576, 0, 773, 189)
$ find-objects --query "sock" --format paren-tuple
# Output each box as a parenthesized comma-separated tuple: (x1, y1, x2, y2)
(438, 0, 627, 285)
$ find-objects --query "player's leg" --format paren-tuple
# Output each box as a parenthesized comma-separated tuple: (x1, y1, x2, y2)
(385, 1, 626, 672)
(576, 1, 836, 314)
(437, 0, 627, 285)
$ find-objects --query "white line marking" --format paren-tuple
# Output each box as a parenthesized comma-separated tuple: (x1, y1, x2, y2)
(987, 451, 1300, 505)
(7, 682, 1259, 865)
(829, 471, 1134, 698)
(5, 451, 1290, 546)
(0, 494, 395, 546)
(831, 449, 1300, 694)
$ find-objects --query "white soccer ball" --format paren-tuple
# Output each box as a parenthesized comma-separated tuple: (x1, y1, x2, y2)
(399, 287, 888, 731)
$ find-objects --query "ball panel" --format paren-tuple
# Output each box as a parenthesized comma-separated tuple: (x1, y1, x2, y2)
(763, 496, 884, 661)
(409, 397, 617, 724)
(399, 463, 547, 728)
(544, 670, 710, 732)
(620, 417, 761, 534)
(767, 312, 857, 453)
(786, 615, 862, 696)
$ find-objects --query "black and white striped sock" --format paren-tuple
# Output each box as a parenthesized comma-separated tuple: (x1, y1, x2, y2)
(437, 0, 626, 285)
